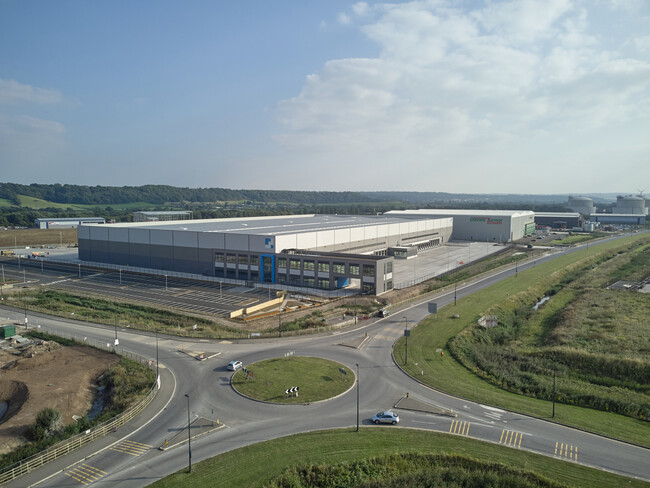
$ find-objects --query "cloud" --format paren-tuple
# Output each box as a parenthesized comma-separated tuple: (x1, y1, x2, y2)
(0, 79, 63, 105)
(273, 0, 650, 191)
(337, 12, 351, 25)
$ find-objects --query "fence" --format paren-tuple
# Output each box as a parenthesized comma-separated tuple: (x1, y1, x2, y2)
(0, 328, 159, 485)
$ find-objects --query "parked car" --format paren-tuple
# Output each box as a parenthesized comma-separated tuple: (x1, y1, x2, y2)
(371, 411, 399, 425)
(227, 360, 243, 371)
(380, 310, 390, 317)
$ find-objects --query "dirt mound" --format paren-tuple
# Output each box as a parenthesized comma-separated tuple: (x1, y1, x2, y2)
(0, 380, 29, 425)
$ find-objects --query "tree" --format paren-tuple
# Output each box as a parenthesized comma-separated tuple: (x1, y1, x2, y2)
(31, 407, 64, 441)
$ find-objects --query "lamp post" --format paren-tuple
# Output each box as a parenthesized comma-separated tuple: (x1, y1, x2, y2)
(155, 329, 159, 378)
(165, 275, 168, 291)
(552, 369, 556, 418)
(356, 363, 360, 433)
(454, 283, 457, 306)
(119, 269, 122, 286)
(515, 257, 518, 278)
(59, 232, 62, 248)
(403, 316, 408, 366)
(185, 394, 192, 473)
(114, 317, 118, 352)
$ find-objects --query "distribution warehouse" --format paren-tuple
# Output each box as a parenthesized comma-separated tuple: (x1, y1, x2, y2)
(385, 209, 535, 242)
(78, 214, 452, 295)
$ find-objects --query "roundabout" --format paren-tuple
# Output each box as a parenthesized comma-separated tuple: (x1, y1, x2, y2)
(231, 356, 354, 404)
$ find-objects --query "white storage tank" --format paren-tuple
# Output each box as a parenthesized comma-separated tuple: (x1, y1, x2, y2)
(568, 196, 595, 216)
(615, 195, 648, 215)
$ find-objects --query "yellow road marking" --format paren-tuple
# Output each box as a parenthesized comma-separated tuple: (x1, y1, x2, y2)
(555, 441, 558, 455)
(499, 429, 505, 443)
(64, 472, 88, 485)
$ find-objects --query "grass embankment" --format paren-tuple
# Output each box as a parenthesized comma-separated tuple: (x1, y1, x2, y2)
(231, 357, 353, 403)
(149, 429, 645, 488)
(0, 331, 155, 469)
(6, 290, 246, 339)
(394, 234, 650, 447)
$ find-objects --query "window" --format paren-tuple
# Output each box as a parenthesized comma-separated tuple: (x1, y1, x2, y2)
(303, 260, 315, 271)
(289, 275, 301, 286)
(333, 262, 345, 274)
(363, 265, 375, 277)
(349, 264, 360, 276)
(226, 254, 237, 264)
(318, 278, 330, 289)
(215, 253, 224, 264)
(318, 262, 330, 272)
(250, 256, 259, 266)
(384, 261, 393, 274)
(277, 273, 287, 284)
(290, 259, 301, 270)
(385, 280, 393, 291)
(278, 258, 287, 268)
(303, 277, 315, 288)
(239, 255, 249, 265)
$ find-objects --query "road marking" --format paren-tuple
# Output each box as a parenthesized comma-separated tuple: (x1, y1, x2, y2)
(110, 440, 152, 456)
(499, 429, 523, 448)
(64, 463, 107, 484)
(554, 441, 578, 461)
(449, 419, 470, 436)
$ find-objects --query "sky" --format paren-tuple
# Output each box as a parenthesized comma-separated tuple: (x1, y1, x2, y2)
(1, 0, 649, 194)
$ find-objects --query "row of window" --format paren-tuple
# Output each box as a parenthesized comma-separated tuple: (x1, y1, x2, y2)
(215, 253, 260, 266)
(277, 258, 374, 277)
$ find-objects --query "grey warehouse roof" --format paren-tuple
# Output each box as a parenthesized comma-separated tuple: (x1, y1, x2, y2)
(91, 214, 440, 236)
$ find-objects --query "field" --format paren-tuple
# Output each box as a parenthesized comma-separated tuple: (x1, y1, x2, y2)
(149, 429, 644, 488)
(0, 228, 78, 248)
(394, 234, 650, 446)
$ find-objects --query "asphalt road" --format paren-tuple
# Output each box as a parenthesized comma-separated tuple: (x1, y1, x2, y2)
(2, 235, 649, 487)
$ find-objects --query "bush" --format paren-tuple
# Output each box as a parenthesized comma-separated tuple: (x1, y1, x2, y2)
(31, 408, 63, 441)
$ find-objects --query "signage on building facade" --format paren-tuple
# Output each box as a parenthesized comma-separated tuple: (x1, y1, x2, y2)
(470, 217, 503, 224)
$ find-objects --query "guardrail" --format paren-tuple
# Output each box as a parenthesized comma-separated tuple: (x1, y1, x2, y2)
(0, 329, 159, 485)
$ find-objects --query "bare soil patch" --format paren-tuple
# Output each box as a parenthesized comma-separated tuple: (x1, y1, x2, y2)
(0, 342, 119, 454)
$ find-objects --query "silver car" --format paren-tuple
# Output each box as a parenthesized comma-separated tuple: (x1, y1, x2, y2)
(371, 411, 399, 425)
(227, 360, 243, 371)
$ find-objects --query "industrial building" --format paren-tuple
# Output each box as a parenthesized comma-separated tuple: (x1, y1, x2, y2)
(132, 211, 193, 222)
(78, 214, 453, 295)
(534, 212, 583, 230)
(614, 195, 648, 215)
(34, 217, 105, 229)
(385, 209, 535, 242)
(590, 214, 647, 225)
(568, 196, 595, 216)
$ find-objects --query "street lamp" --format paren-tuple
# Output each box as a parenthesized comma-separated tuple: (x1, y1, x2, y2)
(356, 363, 360, 433)
(165, 275, 168, 291)
(403, 316, 409, 366)
(454, 283, 457, 306)
(185, 394, 192, 473)
(155, 329, 159, 378)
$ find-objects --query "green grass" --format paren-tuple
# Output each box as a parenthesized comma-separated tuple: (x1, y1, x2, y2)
(551, 235, 594, 245)
(8, 289, 246, 339)
(394, 234, 650, 447)
(0, 198, 13, 207)
(149, 429, 645, 488)
(231, 357, 353, 403)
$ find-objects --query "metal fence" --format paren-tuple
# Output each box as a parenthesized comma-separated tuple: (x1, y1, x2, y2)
(0, 329, 159, 485)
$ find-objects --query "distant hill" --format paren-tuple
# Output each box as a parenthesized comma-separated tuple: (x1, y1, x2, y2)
(363, 191, 617, 204)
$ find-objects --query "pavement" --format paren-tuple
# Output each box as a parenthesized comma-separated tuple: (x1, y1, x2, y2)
(394, 395, 456, 417)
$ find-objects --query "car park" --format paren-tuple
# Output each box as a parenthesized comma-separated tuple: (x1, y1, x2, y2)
(227, 360, 243, 371)
(371, 411, 399, 425)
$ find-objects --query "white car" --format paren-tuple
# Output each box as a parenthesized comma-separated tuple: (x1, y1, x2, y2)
(371, 411, 399, 425)
(227, 360, 243, 371)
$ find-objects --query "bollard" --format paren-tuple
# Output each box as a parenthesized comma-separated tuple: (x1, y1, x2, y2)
(406, 392, 409, 398)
